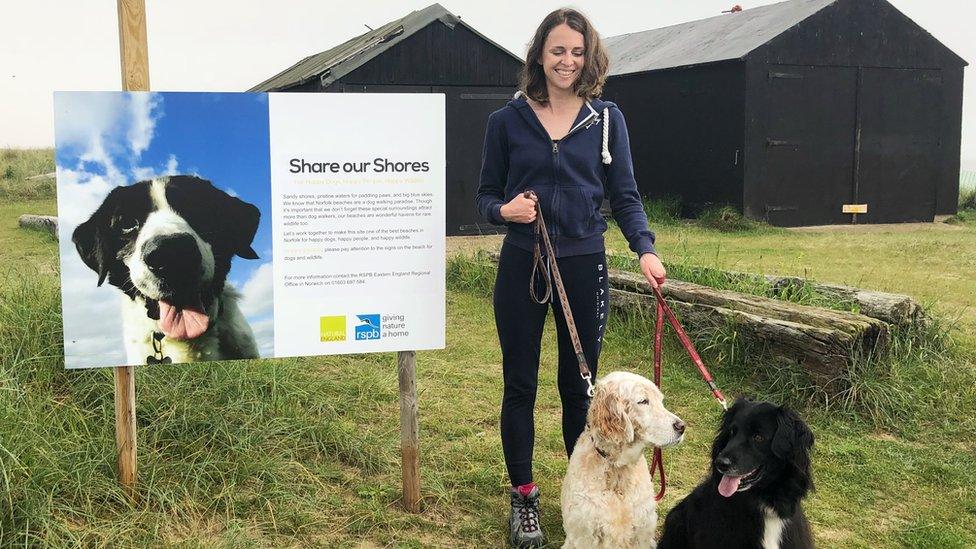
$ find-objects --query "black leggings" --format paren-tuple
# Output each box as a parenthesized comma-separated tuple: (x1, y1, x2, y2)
(493, 243, 609, 487)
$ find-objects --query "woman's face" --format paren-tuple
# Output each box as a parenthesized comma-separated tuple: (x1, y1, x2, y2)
(539, 22, 585, 94)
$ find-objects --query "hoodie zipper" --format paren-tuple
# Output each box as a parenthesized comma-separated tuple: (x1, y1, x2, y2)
(551, 140, 560, 256)
(549, 108, 599, 256)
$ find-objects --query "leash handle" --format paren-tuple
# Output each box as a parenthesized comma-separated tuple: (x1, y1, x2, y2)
(525, 190, 595, 398)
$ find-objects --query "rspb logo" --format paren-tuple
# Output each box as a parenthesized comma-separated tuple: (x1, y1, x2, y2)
(355, 314, 382, 341)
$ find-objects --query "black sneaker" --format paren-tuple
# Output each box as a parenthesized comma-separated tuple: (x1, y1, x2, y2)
(509, 485, 546, 547)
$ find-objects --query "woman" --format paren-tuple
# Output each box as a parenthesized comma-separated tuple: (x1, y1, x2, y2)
(475, 8, 666, 547)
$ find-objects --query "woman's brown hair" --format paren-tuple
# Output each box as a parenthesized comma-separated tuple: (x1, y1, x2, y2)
(519, 8, 609, 103)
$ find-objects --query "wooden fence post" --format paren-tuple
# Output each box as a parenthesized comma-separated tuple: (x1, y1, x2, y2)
(115, 0, 150, 501)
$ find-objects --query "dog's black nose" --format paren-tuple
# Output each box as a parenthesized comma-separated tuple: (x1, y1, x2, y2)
(144, 233, 201, 276)
(673, 419, 686, 435)
(715, 455, 732, 472)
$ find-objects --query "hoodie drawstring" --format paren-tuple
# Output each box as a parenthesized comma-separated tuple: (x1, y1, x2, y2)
(512, 91, 612, 165)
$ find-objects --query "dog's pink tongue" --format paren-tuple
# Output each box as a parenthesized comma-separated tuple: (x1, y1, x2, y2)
(718, 475, 742, 498)
(158, 300, 209, 340)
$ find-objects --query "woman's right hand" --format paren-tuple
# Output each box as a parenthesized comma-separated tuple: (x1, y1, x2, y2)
(500, 193, 538, 224)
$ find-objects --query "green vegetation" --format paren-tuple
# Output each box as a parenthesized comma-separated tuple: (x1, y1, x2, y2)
(0, 148, 55, 201)
(2, 149, 975, 546)
(947, 184, 976, 224)
(642, 194, 683, 225)
(695, 205, 767, 232)
(959, 183, 976, 211)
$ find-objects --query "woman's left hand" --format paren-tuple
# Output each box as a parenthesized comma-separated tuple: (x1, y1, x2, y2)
(639, 253, 666, 289)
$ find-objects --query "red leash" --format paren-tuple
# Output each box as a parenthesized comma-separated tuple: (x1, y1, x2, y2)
(648, 284, 728, 501)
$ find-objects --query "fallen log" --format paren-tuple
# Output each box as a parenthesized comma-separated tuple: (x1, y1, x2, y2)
(18, 214, 58, 238)
(609, 271, 889, 379)
(485, 252, 890, 378)
(26, 172, 56, 181)
(610, 271, 888, 345)
(610, 290, 886, 380)
(654, 263, 925, 328)
(765, 276, 926, 328)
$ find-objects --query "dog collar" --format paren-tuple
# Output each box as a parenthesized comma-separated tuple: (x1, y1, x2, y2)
(591, 433, 609, 459)
(146, 330, 172, 365)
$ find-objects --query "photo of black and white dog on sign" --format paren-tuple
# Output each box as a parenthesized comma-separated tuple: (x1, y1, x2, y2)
(72, 175, 261, 365)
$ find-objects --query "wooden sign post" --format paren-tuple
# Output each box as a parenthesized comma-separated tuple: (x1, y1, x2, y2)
(114, 0, 150, 501)
(397, 351, 421, 512)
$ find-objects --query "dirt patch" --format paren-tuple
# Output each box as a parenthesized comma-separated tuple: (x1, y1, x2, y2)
(788, 222, 965, 233)
(446, 235, 502, 257)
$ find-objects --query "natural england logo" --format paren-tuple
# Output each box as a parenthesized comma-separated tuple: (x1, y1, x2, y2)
(319, 316, 346, 342)
(355, 314, 382, 341)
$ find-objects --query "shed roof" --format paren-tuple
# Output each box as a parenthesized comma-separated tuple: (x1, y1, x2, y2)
(250, 3, 522, 92)
(605, 0, 837, 75)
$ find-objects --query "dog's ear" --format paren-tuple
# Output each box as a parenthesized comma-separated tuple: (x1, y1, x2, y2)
(589, 383, 634, 446)
(772, 405, 815, 504)
(711, 396, 748, 461)
(772, 406, 814, 467)
(220, 192, 261, 259)
(72, 192, 120, 286)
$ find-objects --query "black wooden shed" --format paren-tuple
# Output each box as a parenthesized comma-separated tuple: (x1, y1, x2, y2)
(250, 3, 522, 235)
(603, 0, 966, 226)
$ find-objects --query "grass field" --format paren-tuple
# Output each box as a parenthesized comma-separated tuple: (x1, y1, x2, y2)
(1, 150, 975, 547)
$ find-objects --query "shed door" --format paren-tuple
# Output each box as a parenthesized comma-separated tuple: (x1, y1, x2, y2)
(856, 68, 942, 223)
(762, 65, 858, 226)
(433, 86, 512, 236)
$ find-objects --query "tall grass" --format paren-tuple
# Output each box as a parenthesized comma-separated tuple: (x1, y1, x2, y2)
(642, 196, 682, 225)
(959, 185, 976, 211)
(699, 313, 965, 431)
(0, 266, 399, 546)
(0, 149, 55, 201)
(945, 184, 976, 224)
(696, 205, 768, 232)
(641, 197, 775, 233)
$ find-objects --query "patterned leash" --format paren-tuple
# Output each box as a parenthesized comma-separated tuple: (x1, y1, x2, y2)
(525, 190, 595, 397)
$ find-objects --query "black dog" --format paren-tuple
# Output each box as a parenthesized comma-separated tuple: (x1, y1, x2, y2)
(659, 398, 815, 549)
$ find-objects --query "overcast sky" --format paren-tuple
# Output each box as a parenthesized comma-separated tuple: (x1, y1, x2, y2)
(2, 0, 974, 168)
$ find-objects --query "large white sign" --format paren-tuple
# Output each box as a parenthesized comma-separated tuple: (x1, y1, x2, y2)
(55, 91, 445, 369)
(269, 94, 446, 357)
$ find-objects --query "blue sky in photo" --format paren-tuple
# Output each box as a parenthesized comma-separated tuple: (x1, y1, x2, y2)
(143, 92, 273, 284)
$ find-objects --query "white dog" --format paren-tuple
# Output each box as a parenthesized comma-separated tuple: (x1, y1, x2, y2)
(561, 371, 685, 548)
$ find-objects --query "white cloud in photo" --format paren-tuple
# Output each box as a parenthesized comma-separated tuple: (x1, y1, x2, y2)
(56, 167, 114, 231)
(234, 262, 275, 358)
(249, 318, 275, 358)
(60, 251, 126, 369)
(132, 153, 180, 181)
(55, 92, 165, 187)
(237, 262, 274, 319)
(127, 93, 161, 156)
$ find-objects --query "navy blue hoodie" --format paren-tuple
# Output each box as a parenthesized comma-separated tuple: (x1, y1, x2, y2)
(476, 96, 655, 258)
